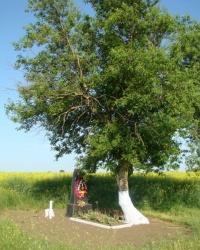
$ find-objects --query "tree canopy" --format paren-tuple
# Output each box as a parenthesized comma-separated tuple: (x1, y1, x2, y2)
(6, 0, 200, 175)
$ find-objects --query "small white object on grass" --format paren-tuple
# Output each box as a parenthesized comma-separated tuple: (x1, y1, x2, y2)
(45, 200, 55, 219)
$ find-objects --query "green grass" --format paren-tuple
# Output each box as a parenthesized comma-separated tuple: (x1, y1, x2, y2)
(1, 214, 198, 250)
(0, 172, 199, 249)
(0, 218, 68, 250)
(0, 187, 67, 211)
(139, 234, 200, 250)
(74, 209, 125, 226)
(137, 206, 200, 250)
(0, 205, 199, 250)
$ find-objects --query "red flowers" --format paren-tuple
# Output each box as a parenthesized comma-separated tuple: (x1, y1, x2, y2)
(75, 176, 88, 198)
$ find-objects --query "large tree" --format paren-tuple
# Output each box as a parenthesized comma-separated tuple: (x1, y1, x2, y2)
(6, 0, 200, 223)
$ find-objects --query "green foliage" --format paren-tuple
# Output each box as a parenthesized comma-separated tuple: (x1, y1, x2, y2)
(86, 172, 200, 212)
(31, 175, 71, 204)
(86, 174, 119, 210)
(0, 188, 22, 210)
(0, 176, 32, 195)
(0, 173, 72, 209)
(5, 0, 200, 177)
(0, 172, 199, 212)
(129, 174, 200, 211)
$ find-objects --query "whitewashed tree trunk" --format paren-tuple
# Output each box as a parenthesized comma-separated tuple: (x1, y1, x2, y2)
(119, 191, 149, 224)
(116, 164, 149, 225)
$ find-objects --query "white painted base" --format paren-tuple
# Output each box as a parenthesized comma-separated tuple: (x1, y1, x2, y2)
(119, 191, 149, 225)
(70, 217, 134, 229)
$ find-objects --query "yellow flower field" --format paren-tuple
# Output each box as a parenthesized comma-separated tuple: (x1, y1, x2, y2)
(0, 172, 72, 183)
(0, 171, 199, 212)
(0, 171, 199, 183)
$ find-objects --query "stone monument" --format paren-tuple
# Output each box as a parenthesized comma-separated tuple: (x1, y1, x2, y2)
(66, 168, 92, 217)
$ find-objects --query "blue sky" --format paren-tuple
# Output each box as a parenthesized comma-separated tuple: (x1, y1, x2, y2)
(0, 0, 200, 172)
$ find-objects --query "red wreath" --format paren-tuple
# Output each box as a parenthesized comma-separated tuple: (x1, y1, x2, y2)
(74, 176, 88, 198)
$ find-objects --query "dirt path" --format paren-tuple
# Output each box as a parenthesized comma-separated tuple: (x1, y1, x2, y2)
(0, 209, 190, 249)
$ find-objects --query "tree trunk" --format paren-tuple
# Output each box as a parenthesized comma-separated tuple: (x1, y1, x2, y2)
(116, 167, 149, 225)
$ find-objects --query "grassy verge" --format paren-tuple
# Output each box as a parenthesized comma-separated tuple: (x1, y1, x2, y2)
(0, 207, 199, 250)
(0, 172, 199, 249)
(0, 217, 68, 250)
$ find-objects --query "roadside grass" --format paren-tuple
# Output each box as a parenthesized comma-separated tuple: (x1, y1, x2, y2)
(139, 234, 200, 250)
(0, 205, 199, 250)
(138, 206, 200, 250)
(0, 216, 117, 250)
(0, 217, 68, 250)
(0, 214, 199, 250)
(0, 187, 67, 211)
(0, 172, 199, 249)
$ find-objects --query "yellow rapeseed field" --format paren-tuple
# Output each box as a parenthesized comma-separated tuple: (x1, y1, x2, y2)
(0, 171, 199, 182)
(0, 172, 72, 183)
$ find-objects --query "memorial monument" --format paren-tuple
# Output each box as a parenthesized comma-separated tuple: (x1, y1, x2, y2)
(66, 168, 92, 217)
